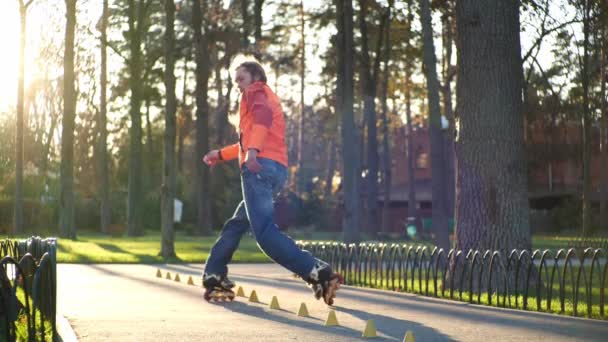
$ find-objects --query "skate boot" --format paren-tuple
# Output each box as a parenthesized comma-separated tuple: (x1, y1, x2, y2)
(203, 273, 236, 302)
(304, 260, 343, 306)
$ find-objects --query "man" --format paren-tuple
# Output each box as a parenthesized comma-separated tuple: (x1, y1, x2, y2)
(202, 61, 342, 305)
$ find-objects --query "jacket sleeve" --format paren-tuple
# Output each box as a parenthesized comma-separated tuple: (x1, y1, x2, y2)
(219, 143, 239, 161)
(246, 86, 273, 152)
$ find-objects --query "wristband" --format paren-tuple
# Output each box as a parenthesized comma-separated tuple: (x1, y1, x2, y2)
(218, 150, 223, 160)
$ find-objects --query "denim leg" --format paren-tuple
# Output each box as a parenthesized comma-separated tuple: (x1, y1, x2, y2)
(203, 200, 250, 277)
(241, 158, 316, 278)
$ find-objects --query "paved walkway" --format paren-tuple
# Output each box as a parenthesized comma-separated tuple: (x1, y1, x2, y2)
(58, 263, 608, 341)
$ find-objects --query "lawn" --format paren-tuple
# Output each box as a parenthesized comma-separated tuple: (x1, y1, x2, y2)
(56, 231, 272, 264)
(5, 231, 583, 264)
(339, 265, 606, 320)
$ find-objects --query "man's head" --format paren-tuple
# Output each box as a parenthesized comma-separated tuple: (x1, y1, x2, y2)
(235, 61, 267, 92)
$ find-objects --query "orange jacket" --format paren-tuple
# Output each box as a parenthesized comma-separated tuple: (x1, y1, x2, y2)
(218, 81, 288, 168)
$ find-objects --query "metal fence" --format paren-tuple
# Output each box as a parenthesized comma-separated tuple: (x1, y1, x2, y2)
(297, 241, 607, 320)
(1, 237, 57, 342)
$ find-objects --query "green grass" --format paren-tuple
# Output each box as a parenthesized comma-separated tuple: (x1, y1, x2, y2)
(339, 266, 606, 320)
(532, 235, 580, 251)
(4, 231, 584, 264)
(56, 231, 271, 264)
(290, 232, 578, 251)
(0, 286, 53, 342)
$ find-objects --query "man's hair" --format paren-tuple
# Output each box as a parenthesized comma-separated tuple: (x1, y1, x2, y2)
(236, 61, 267, 83)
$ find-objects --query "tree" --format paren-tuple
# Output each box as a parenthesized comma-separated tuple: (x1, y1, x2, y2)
(440, 0, 456, 219)
(380, 0, 393, 233)
(161, 0, 177, 257)
(192, 0, 212, 235)
(580, 0, 592, 235)
(358, 0, 387, 234)
(601, 5, 608, 230)
(98, 0, 111, 234)
(127, 0, 147, 236)
(335, 0, 360, 243)
(419, 0, 449, 251)
(240, 0, 250, 47)
(15, 0, 35, 235)
(60, 0, 77, 239)
(254, 0, 264, 47)
(454, 0, 530, 252)
(126, 0, 150, 236)
(405, 0, 417, 227)
(296, 0, 309, 194)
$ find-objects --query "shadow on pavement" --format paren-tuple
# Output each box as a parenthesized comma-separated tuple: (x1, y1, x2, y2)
(94, 243, 183, 263)
(222, 300, 382, 340)
(226, 273, 608, 341)
(79, 265, 608, 341)
(333, 305, 455, 341)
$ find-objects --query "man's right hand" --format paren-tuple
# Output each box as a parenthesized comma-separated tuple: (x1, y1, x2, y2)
(202, 150, 221, 167)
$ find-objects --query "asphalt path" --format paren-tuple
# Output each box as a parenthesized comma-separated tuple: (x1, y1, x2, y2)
(57, 263, 608, 341)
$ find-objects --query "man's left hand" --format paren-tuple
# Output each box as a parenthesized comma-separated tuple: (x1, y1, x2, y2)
(244, 149, 262, 173)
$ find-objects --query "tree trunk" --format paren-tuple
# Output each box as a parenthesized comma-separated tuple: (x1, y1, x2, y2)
(442, 3, 456, 220)
(336, 0, 360, 243)
(145, 98, 154, 190)
(296, 0, 309, 194)
(601, 20, 608, 230)
(14, 0, 31, 235)
(60, 0, 77, 239)
(127, 0, 146, 236)
(405, 113, 417, 221)
(254, 0, 264, 45)
(99, 0, 111, 234)
(420, 0, 449, 251)
(223, 55, 233, 138)
(192, 0, 211, 235)
(405, 0, 417, 223)
(454, 0, 531, 253)
(145, 99, 153, 165)
(581, 0, 592, 236)
(380, 0, 393, 233)
(41, 113, 58, 176)
(161, 0, 177, 258)
(240, 0, 250, 47)
(178, 57, 189, 173)
(358, 0, 386, 235)
(324, 139, 336, 199)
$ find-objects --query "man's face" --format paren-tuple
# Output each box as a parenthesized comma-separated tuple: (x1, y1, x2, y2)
(235, 67, 253, 92)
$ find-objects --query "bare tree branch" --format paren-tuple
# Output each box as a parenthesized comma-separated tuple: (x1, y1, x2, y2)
(522, 19, 580, 64)
(86, 26, 129, 63)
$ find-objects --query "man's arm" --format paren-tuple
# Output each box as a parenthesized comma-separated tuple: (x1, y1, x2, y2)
(219, 143, 239, 161)
(247, 86, 273, 152)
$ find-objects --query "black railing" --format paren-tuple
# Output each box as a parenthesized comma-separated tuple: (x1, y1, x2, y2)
(1, 237, 57, 341)
(297, 241, 607, 320)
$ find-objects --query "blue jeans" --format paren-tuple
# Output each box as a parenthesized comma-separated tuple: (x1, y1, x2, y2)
(203, 158, 316, 279)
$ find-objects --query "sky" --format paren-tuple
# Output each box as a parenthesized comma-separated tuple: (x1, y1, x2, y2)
(0, 0, 576, 121)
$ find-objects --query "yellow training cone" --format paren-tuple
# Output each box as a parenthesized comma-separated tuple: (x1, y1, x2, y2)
(362, 319, 377, 338)
(174, 274, 181, 282)
(166, 272, 172, 280)
(249, 290, 260, 303)
(187, 276, 195, 285)
(156, 269, 162, 278)
(269, 296, 281, 309)
(325, 310, 339, 326)
(297, 303, 310, 317)
(236, 286, 245, 297)
(403, 330, 415, 342)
